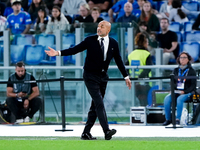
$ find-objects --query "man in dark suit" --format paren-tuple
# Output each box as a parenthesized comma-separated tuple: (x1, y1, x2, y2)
(45, 21, 132, 140)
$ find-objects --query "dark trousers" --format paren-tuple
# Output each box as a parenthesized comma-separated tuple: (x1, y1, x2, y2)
(83, 71, 109, 134)
(6, 96, 42, 120)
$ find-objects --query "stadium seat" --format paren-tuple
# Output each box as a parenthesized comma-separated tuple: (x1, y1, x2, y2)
(175, 32, 182, 43)
(180, 42, 200, 62)
(15, 34, 34, 45)
(10, 45, 25, 64)
(182, 1, 199, 11)
(132, 9, 141, 18)
(24, 45, 44, 65)
(184, 31, 200, 42)
(62, 33, 75, 46)
(35, 34, 55, 49)
(183, 22, 193, 32)
(0, 46, 3, 65)
(169, 22, 181, 32)
(157, 1, 165, 11)
(63, 44, 76, 65)
(109, 32, 118, 41)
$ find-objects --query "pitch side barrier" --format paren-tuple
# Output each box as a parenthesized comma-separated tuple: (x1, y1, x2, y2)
(0, 75, 198, 131)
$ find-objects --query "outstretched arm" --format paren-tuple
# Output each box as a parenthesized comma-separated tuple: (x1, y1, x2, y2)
(45, 47, 59, 56)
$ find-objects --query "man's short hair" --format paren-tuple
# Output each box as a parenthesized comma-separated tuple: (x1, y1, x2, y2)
(15, 61, 25, 68)
(160, 18, 169, 24)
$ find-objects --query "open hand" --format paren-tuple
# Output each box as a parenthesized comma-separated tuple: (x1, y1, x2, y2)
(45, 47, 59, 56)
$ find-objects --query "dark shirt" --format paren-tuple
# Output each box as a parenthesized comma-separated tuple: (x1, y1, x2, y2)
(173, 64, 196, 94)
(95, 17, 104, 23)
(156, 30, 179, 58)
(7, 73, 37, 90)
(74, 15, 93, 23)
(116, 14, 137, 23)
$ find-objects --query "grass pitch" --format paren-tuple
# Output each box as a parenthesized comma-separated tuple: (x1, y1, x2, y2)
(1, 137, 200, 150)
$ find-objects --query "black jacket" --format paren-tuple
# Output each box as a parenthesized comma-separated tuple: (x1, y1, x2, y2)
(173, 64, 196, 94)
(61, 35, 128, 77)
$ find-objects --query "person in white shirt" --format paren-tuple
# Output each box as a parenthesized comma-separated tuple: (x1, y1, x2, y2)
(45, 5, 69, 34)
(169, 0, 188, 23)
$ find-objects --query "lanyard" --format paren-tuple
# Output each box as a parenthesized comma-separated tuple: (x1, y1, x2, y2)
(178, 68, 189, 83)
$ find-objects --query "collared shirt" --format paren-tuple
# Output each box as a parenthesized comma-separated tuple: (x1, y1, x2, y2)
(98, 35, 109, 61)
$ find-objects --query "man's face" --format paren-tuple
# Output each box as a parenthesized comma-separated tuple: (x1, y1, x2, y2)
(12, 3, 21, 12)
(137, 0, 144, 7)
(15, 66, 25, 78)
(124, 3, 133, 13)
(97, 21, 111, 37)
(160, 19, 169, 30)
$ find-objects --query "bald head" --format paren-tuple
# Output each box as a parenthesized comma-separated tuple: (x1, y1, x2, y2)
(97, 21, 111, 37)
(124, 2, 133, 13)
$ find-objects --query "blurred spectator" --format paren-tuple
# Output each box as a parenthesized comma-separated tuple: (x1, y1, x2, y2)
(34, 6, 49, 34)
(28, 0, 49, 24)
(0, 6, 6, 36)
(0, 1, 6, 15)
(6, 0, 32, 34)
(4, 0, 24, 18)
(108, 0, 139, 23)
(61, 0, 86, 16)
(135, 21, 158, 58)
(127, 33, 153, 106)
(169, 0, 188, 23)
(86, 0, 112, 12)
(44, 0, 63, 13)
(138, 1, 160, 31)
(53, 0, 64, 9)
(21, 0, 31, 11)
(192, 13, 200, 31)
(45, 5, 69, 34)
(158, 0, 173, 19)
(116, 2, 137, 23)
(91, 7, 103, 23)
(73, 3, 93, 23)
(156, 18, 179, 65)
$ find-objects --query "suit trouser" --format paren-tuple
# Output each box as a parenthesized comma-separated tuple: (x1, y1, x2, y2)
(83, 70, 109, 134)
(6, 96, 42, 120)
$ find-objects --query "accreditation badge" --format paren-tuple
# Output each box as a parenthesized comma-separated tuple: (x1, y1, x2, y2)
(177, 81, 184, 90)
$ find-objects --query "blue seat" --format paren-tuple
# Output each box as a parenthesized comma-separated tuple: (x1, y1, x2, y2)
(0, 46, 3, 65)
(151, 1, 158, 10)
(15, 34, 34, 45)
(184, 31, 200, 42)
(24, 45, 44, 65)
(62, 33, 75, 46)
(10, 45, 25, 64)
(180, 42, 200, 62)
(184, 22, 193, 32)
(175, 32, 182, 43)
(157, 1, 165, 11)
(63, 44, 75, 65)
(169, 22, 181, 32)
(132, 9, 141, 18)
(35, 34, 55, 49)
(182, 1, 199, 11)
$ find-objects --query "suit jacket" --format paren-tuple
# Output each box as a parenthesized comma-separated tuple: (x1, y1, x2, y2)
(61, 35, 128, 77)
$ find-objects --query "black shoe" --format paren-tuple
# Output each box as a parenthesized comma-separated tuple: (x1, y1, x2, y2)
(163, 120, 172, 126)
(176, 119, 180, 125)
(81, 133, 97, 140)
(105, 129, 117, 140)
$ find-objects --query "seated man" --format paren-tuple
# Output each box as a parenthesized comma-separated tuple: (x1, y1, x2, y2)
(6, 61, 41, 123)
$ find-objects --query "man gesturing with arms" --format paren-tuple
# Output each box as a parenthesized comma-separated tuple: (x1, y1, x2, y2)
(45, 21, 131, 140)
